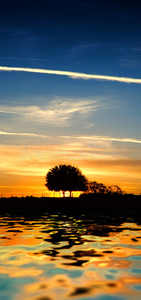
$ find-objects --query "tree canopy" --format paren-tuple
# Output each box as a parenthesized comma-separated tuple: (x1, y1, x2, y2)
(45, 164, 88, 197)
(88, 181, 123, 195)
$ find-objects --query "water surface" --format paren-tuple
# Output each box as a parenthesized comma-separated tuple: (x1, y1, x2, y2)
(0, 210, 141, 300)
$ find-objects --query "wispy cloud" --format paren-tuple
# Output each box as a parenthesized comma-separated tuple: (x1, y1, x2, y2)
(0, 131, 47, 138)
(0, 98, 100, 125)
(0, 130, 141, 145)
(61, 135, 141, 144)
(0, 66, 141, 84)
(70, 43, 102, 58)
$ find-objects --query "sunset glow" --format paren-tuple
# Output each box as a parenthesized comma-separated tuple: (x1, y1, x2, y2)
(0, 142, 141, 196)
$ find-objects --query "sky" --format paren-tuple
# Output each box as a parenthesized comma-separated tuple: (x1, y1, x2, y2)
(0, 0, 141, 196)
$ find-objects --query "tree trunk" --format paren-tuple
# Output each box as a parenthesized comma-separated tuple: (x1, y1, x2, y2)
(70, 191, 72, 197)
(63, 191, 65, 198)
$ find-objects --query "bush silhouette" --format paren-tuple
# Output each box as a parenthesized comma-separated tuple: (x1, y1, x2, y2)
(45, 164, 88, 197)
(88, 181, 123, 195)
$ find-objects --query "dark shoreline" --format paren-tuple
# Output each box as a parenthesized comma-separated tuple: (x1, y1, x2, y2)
(0, 193, 141, 211)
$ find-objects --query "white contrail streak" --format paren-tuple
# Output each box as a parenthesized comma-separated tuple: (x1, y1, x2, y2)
(0, 131, 47, 138)
(61, 135, 141, 144)
(1, 131, 141, 144)
(0, 66, 141, 84)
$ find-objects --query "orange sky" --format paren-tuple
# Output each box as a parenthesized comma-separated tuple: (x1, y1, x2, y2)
(0, 142, 141, 197)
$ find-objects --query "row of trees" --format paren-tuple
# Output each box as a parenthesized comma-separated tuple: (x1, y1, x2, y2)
(89, 181, 123, 195)
(45, 164, 123, 197)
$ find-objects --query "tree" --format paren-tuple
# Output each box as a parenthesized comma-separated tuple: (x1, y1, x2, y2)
(88, 181, 99, 194)
(88, 181, 108, 194)
(107, 185, 123, 195)
(97, 183, 108, 193)
(45, 164, 88, 197)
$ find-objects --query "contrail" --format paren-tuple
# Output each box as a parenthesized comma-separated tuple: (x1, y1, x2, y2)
(1, 131, 141, 144)
(0, 65, 141, 84)
(61, 135, 141, 144)
(0, 131, 47, 138)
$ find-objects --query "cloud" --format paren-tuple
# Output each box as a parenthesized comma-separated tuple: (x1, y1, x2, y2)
(0, 99, 100, 125)
(0, 131, 47, 138)
(61, 135, 141, 144)
(70, 43, 102, 58)
(0, 65, 141, 84)
(0, 129, 140, 146)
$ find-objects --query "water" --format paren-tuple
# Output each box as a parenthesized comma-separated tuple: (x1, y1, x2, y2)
(0, 210, 141, 300)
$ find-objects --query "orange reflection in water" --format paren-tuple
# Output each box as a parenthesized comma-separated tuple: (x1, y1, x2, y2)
(16, 272, 141, 300)
(0, 213, 141, 300)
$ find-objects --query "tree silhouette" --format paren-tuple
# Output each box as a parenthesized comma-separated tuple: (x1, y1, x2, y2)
(88, 181, 123, 195)
(107, 185, 123, 195)
(45, 164, 88, 197)
(89, 181, 108, 194)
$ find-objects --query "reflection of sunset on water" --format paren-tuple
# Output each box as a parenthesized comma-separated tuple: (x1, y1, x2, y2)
(0, 212, 141, 300)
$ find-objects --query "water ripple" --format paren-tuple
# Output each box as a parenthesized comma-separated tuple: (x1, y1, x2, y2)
(0, 211, 141, 300)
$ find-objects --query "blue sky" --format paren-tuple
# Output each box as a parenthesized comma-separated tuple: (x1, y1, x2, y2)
(0, 0, 141, 195)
